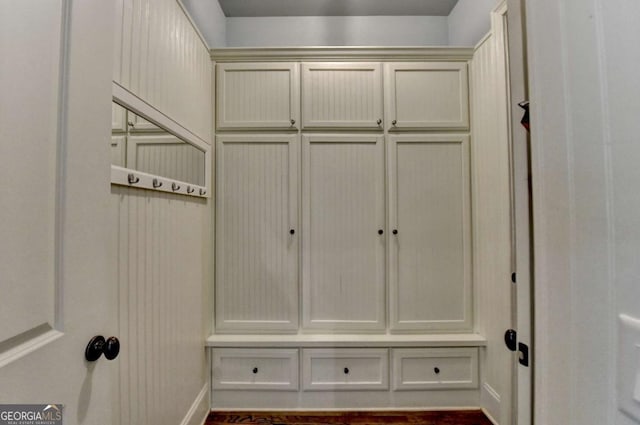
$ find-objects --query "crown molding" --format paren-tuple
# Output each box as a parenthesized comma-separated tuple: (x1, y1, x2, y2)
(210, 46, 474, 62)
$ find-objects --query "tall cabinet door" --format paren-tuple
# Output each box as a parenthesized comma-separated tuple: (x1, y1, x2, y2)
(301, 62, 383, 129)
(216, 134, 299, 332)
(385, 62, 469, 130)
(217, 63, 300, 130)
(388, 134, 472, 332)
(302, 134, 386, 331)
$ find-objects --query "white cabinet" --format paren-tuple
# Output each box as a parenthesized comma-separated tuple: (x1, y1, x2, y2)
(212, 348, 299, 391)
(385, 62, 469, 130)
(216, 63, 300, 130)
(215, 134, 299, 332)
(301, 62, 383, 129)
(391, 348, 478, 390)
(388, 134, 472, 332)
(302, 348, 389, 391)
(302, 134, 386, 332)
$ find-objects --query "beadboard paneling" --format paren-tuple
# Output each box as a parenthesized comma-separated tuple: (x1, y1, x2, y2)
(216, 63, 299, 129)
(301, 63, 383, 129)
(302, 134, 385, 332)
(127, 135, 206, 185)
(114, 0, 212, 142)
(215, 134, 299, 332)
(113, 186, 208, 425)
(385, 62, 469, 130)
(388, 134, 472, 332)
(470, 28, 512, 425)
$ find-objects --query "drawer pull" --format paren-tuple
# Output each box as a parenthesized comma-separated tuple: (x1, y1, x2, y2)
(252, 367, 258, 374)
(343, 367, 349, 374)
(434, 367, 440, 374)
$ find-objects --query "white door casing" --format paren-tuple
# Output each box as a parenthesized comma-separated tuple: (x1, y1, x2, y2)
(0, 0, 116, 423)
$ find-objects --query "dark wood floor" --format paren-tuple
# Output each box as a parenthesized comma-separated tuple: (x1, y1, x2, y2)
(206, 410, 493, 425)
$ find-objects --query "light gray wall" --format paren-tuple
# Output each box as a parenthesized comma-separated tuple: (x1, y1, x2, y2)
(448, 0, 497, 46)
(225, 16, 449, 47)
(181, 0, 227, 47)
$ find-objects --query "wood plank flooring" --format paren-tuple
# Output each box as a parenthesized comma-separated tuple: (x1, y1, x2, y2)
(206, 411, 493, 425)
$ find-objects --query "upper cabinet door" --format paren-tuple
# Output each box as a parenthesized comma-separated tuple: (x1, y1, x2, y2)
(388, 134, 472, 332)
(217, 63, 300, 130)
(302, 134, 386, 332)
(385, 62, 469, 130)
(301, 62, 383, 129)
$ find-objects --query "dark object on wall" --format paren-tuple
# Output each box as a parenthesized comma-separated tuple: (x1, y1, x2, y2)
(518, 101, 530, 132)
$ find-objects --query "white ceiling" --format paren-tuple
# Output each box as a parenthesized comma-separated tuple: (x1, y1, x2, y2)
(218, 0, 460, 17)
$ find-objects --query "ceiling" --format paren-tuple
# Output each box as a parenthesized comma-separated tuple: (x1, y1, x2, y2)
(218, 0, 460, 17)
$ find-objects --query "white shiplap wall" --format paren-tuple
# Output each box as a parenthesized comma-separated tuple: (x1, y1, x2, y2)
(113, 0, 212, 143)
(469, 10, 513, 425)
(113, 186, 209, 425)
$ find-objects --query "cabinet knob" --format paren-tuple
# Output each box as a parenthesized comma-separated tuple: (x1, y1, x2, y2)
(434, 367, 440, 374)
(378, 229, 384, 235)
(290, 119, 296, 125)
(392, 229, 398, 235)
(377, 118, 382, 125)
(252, 367, 258, 374)
(392, 119, 397, 126)
(344, 367, 349, 374)
(290, 229, 295, 235)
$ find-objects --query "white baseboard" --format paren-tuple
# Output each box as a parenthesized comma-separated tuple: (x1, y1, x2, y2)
(180, 384, 210, 425)
(481, 382, 501, 425)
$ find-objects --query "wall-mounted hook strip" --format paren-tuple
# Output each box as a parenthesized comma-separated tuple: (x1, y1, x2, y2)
(199, 188, 206, 196)
(152, 178, 163, 188)
(128, 173, 140, 184)
(172, 182, 181, 191)
(187, 186, 195, 194)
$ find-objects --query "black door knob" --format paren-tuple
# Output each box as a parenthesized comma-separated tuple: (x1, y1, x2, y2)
(85, 335, 120, 362)
(378, 229, 384, 235)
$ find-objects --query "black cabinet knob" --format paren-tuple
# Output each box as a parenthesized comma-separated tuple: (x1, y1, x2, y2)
(434, 367, 440, 374)
(392, 229, 398, 235)
(378, 229, 384, 235)
(252, 367, 258, 374)
(344, 367, 349, 374)
(290, 229, 295, 235)
(85, 335, 120, 362)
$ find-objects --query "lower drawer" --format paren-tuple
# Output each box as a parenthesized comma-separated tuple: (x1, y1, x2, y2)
(302, 348, 389, 391)
(391, 348, 478, 390)
(212, 348, 299, 391)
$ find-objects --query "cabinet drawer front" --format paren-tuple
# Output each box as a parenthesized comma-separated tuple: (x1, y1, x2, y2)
(212, 349, 299, 391)
(302, 349, 388, 391)
(392, 348, 478, 390)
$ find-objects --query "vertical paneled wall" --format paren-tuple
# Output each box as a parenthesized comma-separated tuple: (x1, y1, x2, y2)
(470, 17, 513, 425)
(111, 1, 213, 424)
(113, 0, 212, 142)
(113, 186, 209, 425)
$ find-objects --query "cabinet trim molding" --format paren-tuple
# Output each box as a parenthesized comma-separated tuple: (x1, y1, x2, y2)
(211, 47, 474, 62)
